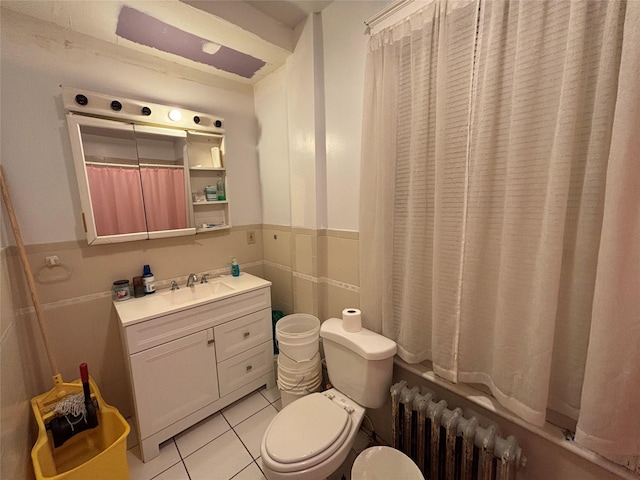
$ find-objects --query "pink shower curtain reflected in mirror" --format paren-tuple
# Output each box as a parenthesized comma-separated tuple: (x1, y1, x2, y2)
(139, 167, 188, 231)
(86, 165, 147, 236)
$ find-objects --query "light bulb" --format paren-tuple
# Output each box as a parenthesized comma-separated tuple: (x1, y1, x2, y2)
(168, 109, 182, 122)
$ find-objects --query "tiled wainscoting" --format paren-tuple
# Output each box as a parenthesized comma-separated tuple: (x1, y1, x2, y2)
(262, 226, 360, 321)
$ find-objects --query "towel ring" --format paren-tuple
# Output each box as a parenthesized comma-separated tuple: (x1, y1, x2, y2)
(36, 263, 73, 283)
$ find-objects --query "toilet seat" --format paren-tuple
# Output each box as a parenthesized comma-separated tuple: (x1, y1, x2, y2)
(262, 393, 352, 472)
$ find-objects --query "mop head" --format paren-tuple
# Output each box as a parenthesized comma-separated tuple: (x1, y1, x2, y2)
(44, 364, 100, 448)
(54, 393, 87, 418)
(46, 393, 99, 447)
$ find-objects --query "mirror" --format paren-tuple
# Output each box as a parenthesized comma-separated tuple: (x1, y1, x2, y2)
(133, 125, 192, 238)
(67, 114, 195, 244)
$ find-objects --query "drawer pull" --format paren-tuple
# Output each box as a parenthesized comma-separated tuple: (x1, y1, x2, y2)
(243, 331, 250, 338)
(207, 339, 215, 345)
(246, 365, 253, 372)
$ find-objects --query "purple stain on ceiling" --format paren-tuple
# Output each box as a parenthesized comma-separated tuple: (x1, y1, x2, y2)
(116, 5, 265, 79)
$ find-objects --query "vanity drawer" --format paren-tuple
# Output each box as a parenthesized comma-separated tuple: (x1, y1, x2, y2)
(214, 308, 272, 362)
(125, 287, 271, 354)
(217, 341, 274, 397)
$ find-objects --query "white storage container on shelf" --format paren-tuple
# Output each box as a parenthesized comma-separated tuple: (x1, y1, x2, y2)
(275, 314, 321, 406)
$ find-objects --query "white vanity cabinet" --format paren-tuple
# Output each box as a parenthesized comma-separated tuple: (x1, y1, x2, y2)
(116, 274, 275, 462)
(129, 329, 219, 440)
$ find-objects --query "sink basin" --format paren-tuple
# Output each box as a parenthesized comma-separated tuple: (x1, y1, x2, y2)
(158, 281, 235, 306)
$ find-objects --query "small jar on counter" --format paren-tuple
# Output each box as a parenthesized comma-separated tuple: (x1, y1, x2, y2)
(132, 276, 145, 298)
(112, 279, 131, 301)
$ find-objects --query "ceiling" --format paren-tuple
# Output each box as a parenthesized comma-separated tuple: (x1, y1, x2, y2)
(229, 1, 333, 29)
(1, 0, 333, 85)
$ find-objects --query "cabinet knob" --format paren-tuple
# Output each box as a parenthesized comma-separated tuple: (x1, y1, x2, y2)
(243, 332, 250, 338)
(207, 339, 214, 345)
(246, 365, 252, 372)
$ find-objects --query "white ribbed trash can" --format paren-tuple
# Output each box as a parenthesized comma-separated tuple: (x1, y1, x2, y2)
(275, 314, 321, 407)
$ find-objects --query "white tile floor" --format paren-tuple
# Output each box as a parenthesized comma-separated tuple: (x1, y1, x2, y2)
(126, 386, 376, 480)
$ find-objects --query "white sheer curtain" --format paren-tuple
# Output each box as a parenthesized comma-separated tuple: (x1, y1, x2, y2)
(575, 0, 640, 460)
(360, 0, 479, 362)
(360, 0, 639, 461)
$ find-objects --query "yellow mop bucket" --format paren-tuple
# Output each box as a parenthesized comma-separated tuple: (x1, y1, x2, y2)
(31, 376, 130, 480)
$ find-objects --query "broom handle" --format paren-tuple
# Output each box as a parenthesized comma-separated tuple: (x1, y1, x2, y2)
(0, 166, 59, 378)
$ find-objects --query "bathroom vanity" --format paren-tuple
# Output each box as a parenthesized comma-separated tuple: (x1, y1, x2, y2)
(115, 273, 275, 462)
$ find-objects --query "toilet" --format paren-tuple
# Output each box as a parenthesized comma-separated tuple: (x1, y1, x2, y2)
(260, 317, 398, 480)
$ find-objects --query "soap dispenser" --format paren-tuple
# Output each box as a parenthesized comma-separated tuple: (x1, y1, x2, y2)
(142, 265, 156, 294)
(231, 257, 240, 277)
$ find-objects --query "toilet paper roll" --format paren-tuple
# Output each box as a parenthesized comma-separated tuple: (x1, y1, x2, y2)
(342, 308, 362, 333)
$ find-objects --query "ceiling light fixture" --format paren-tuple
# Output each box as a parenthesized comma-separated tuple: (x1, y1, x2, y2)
(168, 109, 182, 122)
(202, 41, 222, 55)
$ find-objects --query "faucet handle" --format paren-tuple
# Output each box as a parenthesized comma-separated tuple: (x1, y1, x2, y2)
(200, 273, 210, 284)
(171, 280, 179, 290)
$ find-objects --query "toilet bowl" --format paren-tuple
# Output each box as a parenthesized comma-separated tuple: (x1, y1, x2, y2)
(261, 388, 365, 480)
(351, 446, 425, 480)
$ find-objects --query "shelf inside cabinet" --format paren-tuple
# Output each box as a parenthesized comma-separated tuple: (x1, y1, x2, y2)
(189, 166, 225, 172)
(196, 224, 231, 233)
(193, 200, 229, 206)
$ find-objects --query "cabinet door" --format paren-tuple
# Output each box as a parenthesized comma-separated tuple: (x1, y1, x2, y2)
(130, 329, 218, 438)
(66, 114, 148, 244)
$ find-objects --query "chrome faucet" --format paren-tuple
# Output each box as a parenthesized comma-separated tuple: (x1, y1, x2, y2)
(186, 273, 198, 287)
(171, 280, 179, 291)
(200, 273, 210, 284)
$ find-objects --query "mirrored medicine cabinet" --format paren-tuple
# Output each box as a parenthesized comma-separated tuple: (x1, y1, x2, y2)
(64, 88, 230, 245)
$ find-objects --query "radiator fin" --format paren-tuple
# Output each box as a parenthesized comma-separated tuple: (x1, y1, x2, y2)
(391, 381, 525, 480)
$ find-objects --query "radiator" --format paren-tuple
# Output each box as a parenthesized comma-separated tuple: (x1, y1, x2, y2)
(391, 381, 526, 480)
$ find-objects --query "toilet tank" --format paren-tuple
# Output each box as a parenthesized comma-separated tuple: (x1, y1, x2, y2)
(320, 318, 397, 409)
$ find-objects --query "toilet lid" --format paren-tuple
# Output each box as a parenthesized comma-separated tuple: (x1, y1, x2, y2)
(264, 393, 350, 464)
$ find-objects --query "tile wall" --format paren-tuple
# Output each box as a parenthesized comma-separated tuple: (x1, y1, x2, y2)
(261, 225, 360, 320)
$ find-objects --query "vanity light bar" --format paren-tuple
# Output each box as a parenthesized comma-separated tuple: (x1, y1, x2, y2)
(60, 86, 224, 134)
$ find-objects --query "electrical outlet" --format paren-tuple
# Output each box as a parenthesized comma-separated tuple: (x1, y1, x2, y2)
(247, 230, 256, 244)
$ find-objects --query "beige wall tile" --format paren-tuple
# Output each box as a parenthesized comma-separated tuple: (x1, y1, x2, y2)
(293, 234, 315, 276)
(243, 264, 265, 279)
(317, 235, 328, 279)
(18, 297, 133, 418)
(263, 264, 293, 315)
(1, 322, 37, 480)
(327, 236, 359, 286)
(317, 282, 328, 322)
(326, 284, 360, 321)
(263, 228, 292, 267)
(1, 249, 16, 336)
(293, 276, 317, 316)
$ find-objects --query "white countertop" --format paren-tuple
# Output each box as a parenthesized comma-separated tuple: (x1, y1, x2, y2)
(114, 272, 272, 327)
